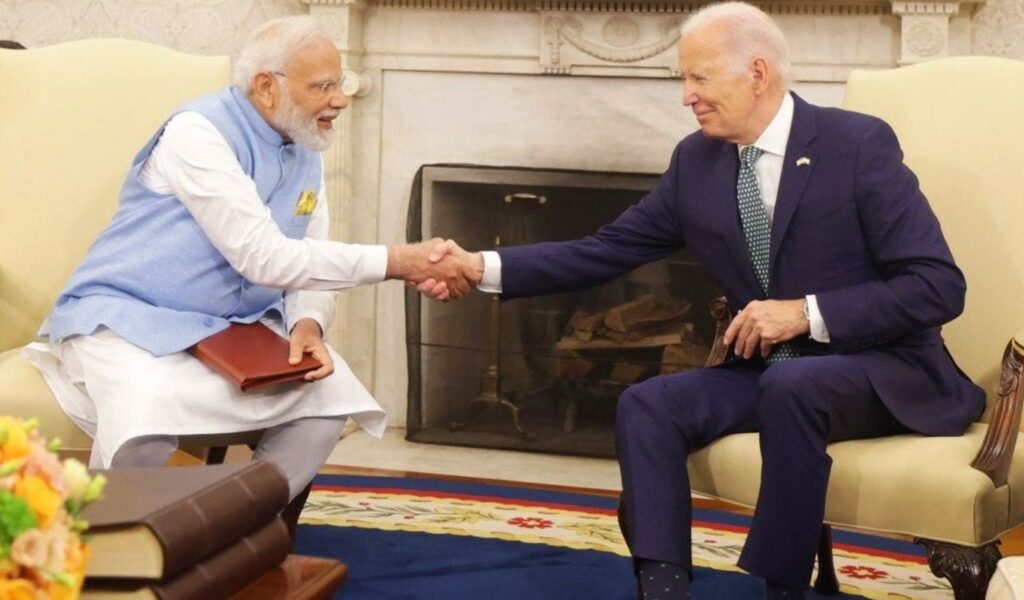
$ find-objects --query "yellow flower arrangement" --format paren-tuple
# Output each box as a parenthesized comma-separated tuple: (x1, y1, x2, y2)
(0, 417, 105, 599)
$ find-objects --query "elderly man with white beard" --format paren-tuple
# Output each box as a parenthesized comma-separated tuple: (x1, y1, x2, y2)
(22, 15, 479, 536)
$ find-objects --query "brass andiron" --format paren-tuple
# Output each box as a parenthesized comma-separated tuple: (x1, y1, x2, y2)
(451, 235, 535, 440)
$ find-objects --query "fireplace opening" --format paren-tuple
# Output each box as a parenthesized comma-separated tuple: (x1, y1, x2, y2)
(405, 165, 721, 457)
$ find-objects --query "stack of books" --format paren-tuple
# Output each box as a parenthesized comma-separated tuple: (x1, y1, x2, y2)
(80, 461, 292, 600)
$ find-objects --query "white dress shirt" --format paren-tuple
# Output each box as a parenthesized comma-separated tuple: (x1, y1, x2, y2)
(480, 92, 829, 342)
(140, 111, 389, 332)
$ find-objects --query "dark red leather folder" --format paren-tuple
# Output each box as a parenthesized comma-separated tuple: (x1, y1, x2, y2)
(188, 322, 322, 392)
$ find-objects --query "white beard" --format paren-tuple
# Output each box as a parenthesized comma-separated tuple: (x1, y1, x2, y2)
(274, 89, 335, 152)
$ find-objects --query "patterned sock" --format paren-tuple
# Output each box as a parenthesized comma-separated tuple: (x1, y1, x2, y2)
(637, 560, 689, 599)
(764, 581, 807, 599)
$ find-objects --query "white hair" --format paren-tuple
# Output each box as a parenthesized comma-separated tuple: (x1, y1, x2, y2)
(680, 2, 792, 91)
(232, 16, 333, 94)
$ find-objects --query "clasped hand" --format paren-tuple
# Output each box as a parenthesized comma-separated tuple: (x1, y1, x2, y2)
(389, 238, 483, 301)
(722, 299, 809, 359)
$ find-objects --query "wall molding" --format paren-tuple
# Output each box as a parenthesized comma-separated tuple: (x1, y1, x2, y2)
(352, 0, 894, 13)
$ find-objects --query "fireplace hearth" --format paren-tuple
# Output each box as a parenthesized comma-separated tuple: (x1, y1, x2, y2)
(405, 165, 721, 457)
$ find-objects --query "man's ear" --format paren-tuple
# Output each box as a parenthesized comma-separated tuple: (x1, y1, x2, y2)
(751, 57, 769, 96)
(250, 72, 278, 110)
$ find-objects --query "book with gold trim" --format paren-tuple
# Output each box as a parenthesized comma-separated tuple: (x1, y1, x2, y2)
(82, 517, 290, 599)
(82, 462, 289, 580)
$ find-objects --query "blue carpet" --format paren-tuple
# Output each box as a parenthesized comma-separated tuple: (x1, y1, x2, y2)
(293, 475, 939, 599)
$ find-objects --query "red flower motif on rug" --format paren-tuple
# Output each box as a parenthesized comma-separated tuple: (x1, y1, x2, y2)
(507, 517, 554, 529)
(306, 479, 951, 598)
(838, 565, 889, 580)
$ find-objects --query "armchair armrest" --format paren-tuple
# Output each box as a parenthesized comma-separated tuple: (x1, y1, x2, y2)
(705, 296, 1023, 488)
(970, 329, 1024, 487)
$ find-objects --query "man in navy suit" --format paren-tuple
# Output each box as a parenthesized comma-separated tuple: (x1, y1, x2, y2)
(423, 2, 985, 597)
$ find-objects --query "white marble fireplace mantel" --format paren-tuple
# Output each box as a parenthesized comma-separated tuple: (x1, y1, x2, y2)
(309, 0, 983, 76)
(303, 0, 982, 427)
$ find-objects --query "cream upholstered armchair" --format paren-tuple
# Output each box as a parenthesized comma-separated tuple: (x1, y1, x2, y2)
(673, 57, 1024, 600)
(0, 40, 266, 461)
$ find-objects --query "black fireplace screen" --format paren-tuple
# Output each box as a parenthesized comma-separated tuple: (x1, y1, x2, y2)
(405, 165, 721, 457)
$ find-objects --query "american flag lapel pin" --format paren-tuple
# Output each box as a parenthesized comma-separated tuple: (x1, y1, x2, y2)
(796, 157, 811, 167)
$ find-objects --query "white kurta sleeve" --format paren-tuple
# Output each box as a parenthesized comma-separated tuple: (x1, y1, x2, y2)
(283, 171, 337, 333)
(142, 111, 388, 291)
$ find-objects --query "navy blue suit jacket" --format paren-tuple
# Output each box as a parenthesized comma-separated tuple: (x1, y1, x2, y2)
(498, 94, 985, 436)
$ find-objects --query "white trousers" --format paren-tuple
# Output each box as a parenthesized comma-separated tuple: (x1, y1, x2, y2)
(24, 323, 385, 500)
(105, 417, 345, 501)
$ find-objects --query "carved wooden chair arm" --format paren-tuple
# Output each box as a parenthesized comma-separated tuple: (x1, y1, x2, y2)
(971, 331, 1024, 487)
(705, 296, 735, 368)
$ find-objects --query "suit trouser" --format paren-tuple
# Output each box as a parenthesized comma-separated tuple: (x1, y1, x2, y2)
(616, 355, 908, 589)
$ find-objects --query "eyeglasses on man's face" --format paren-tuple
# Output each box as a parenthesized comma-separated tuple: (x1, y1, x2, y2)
(272, 71, 349, 99)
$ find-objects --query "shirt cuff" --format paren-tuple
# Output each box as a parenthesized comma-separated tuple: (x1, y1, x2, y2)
(285, 290, 336, 335)
(359, 245, 390, 284)
(479, 251, 503, 294)
(288, 313, 327, 335)
(806, 294, 830, 343)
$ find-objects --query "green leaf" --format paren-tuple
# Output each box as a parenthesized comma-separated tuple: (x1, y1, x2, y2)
(0, 491, 38, 549)
(64, 498, 83, 519)
(70, 517, 89, 534)
(84, 474, 107, 503)
(50, 571, 74, 587)
(0, 459, 26, 477)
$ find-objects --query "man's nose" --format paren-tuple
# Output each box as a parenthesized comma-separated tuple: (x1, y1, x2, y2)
(331, 93, 349, 110)
(681, 82, 696, 106)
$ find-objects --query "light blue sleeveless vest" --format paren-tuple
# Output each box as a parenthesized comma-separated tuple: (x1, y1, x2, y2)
(46, 87, 322, 356)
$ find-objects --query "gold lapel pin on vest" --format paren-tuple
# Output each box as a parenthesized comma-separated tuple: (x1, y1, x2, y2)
(295, 190, 317, 216)
(796, 157, 811, 166)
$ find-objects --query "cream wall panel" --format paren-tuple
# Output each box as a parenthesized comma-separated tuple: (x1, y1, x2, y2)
(974, 0, 1024, 58)
(0, 0, 306, 55)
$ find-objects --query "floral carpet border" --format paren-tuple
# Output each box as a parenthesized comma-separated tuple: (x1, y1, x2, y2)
(301, 483, 952, 599)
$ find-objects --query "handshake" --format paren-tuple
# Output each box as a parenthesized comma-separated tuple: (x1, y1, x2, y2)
(386, 238, 483, 301)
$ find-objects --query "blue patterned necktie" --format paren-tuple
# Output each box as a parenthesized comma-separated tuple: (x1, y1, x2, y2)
(737, 146, 797, 362)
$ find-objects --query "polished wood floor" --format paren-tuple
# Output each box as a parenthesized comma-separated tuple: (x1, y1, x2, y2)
(1004, 529, 1024, 556)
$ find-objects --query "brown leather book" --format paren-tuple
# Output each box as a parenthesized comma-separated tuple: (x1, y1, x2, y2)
(81, 517, 291, 600)
(82, 462, 289, 581)
(187, 322, 322, 392)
